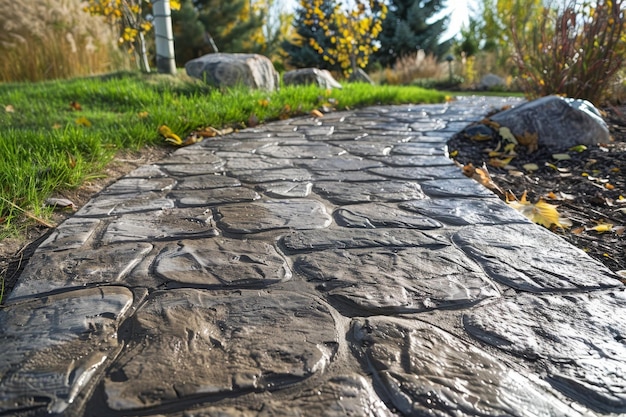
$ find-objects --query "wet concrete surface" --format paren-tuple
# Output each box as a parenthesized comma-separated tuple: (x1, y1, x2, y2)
(1, 96, 625, 416)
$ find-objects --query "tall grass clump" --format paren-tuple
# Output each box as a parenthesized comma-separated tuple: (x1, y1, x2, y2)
(371, 51, 444, 85)
(0, 0, 129, 82)
(510, 0, 626, 104)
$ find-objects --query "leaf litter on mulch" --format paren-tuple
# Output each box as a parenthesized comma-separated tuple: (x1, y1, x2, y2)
(447, 105, 626, 278)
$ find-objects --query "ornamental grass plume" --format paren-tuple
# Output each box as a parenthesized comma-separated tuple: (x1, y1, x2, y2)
(0, 0, 128, 82)
(510, 0, 626, 104)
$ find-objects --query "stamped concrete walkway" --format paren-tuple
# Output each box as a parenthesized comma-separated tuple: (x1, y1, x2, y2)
(1, 96, 625, 417)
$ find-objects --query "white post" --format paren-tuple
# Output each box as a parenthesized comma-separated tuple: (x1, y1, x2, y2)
(152, 0, 177, 74)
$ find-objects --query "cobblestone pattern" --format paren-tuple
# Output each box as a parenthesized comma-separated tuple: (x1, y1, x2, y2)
(1, 97, 625, 417)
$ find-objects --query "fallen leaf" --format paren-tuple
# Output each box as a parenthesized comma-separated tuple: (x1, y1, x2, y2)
(137, 111, 149, 118)
(480, 118, 500, 130)
(586, 222, 614, 233)
(45, 198, 76, 210)
(4, 104, 14, 113)
(523, 163, 539, 172)
(605, 183, 615, 190)
(277, 105, 291, 120)
(258, 98, 270, 107)
(449, 150, 458, 158)
(248, 113, 259, 127)
(488, 156, 514, 168)
(498, 126, 518, 144)
(181, 134, 204, 146)
(159, 124, 182, 145)
(311, 109, 324, 118)
(461, 163, 503, 195)
(506, 191, 572, 228)
(552, 153, 571, 160)
(471, 132, 493, 141)
(569, 144, 587, 152)
(516, 131, 539, 152)
(503, 142, 517, 153)
(75, 116, 91, 127)
(67, 152, 76, 169)
(69, 101, 82, 111)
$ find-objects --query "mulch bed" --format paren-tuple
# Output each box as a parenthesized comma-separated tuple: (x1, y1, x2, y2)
(447, 104, 626, 276)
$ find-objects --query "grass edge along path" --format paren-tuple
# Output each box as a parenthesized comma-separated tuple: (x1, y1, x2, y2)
(0, 71, 446, 239)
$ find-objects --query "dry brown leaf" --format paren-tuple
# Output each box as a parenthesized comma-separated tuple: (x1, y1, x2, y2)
(516, 131, 539, 152)
(311, 109, 324, 118)
(488, 156, 514, 168)
(462, 163, 504, 196)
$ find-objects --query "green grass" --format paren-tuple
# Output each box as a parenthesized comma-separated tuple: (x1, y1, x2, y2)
(0, 70, 446, 237)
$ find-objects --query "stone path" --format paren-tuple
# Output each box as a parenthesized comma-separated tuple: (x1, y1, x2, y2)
(1, 96, 625, 417)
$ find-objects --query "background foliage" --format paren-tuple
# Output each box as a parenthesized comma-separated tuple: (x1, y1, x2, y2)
(0, 0, 127, 82)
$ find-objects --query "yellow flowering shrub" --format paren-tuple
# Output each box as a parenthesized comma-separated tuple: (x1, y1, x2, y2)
(302, 0, 387, 77)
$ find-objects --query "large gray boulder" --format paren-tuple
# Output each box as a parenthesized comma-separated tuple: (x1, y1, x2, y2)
(185, 53, 279, 91)
(490, 95, 609, 150)
(478, 73, 505, 90)
(282, 68, 342, 89)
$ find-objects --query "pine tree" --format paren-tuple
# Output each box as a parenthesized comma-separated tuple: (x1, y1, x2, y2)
(281, 0, 339, 71)
(171, 0, 265, 66)
(374, 0, 451, 67)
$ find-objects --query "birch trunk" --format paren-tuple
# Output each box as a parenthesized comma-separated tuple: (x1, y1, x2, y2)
(152, 0, 177, 74)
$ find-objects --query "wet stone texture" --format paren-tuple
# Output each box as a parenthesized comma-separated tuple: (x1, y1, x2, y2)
(2, 96, 625, 417)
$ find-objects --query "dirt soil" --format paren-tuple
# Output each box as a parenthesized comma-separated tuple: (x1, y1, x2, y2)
(447, 105, 626, 277)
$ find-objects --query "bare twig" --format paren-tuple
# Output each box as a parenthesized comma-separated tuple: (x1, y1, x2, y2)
(0, 197, 56, 229)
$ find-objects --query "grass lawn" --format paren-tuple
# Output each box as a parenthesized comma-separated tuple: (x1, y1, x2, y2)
(0, 70, 446, 238)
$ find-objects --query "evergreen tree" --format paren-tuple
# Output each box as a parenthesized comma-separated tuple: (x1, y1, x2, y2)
(172, 0, 265, 66)
(281, 0, 340, 71)
(374, 0, 451, 67)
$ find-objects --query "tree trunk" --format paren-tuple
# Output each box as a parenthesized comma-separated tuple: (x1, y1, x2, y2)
(136, 31, 151, 73)
(152, 0, 177, 74)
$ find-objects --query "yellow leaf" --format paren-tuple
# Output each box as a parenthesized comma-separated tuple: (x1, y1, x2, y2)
(159, 124, 182, 145)
(552, 153, 571, 160)
(523, 163, 539, 172)
(471, 132, 493, 141)
(503, 142, 517, 153)
(569, 144, 587, 152)
(170, 0, 181, 10)
(449, 149, 458, 158)
(137, 111, 149, 118)
(488, 156, 514, 168)
(506, 191, 571, 228)
(75, 116, 92, 127)
(498, 126, 518, 144)
(605, 183, 615, 190)
(587, 222, 614, 233)
(4, 104, 14, 113)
